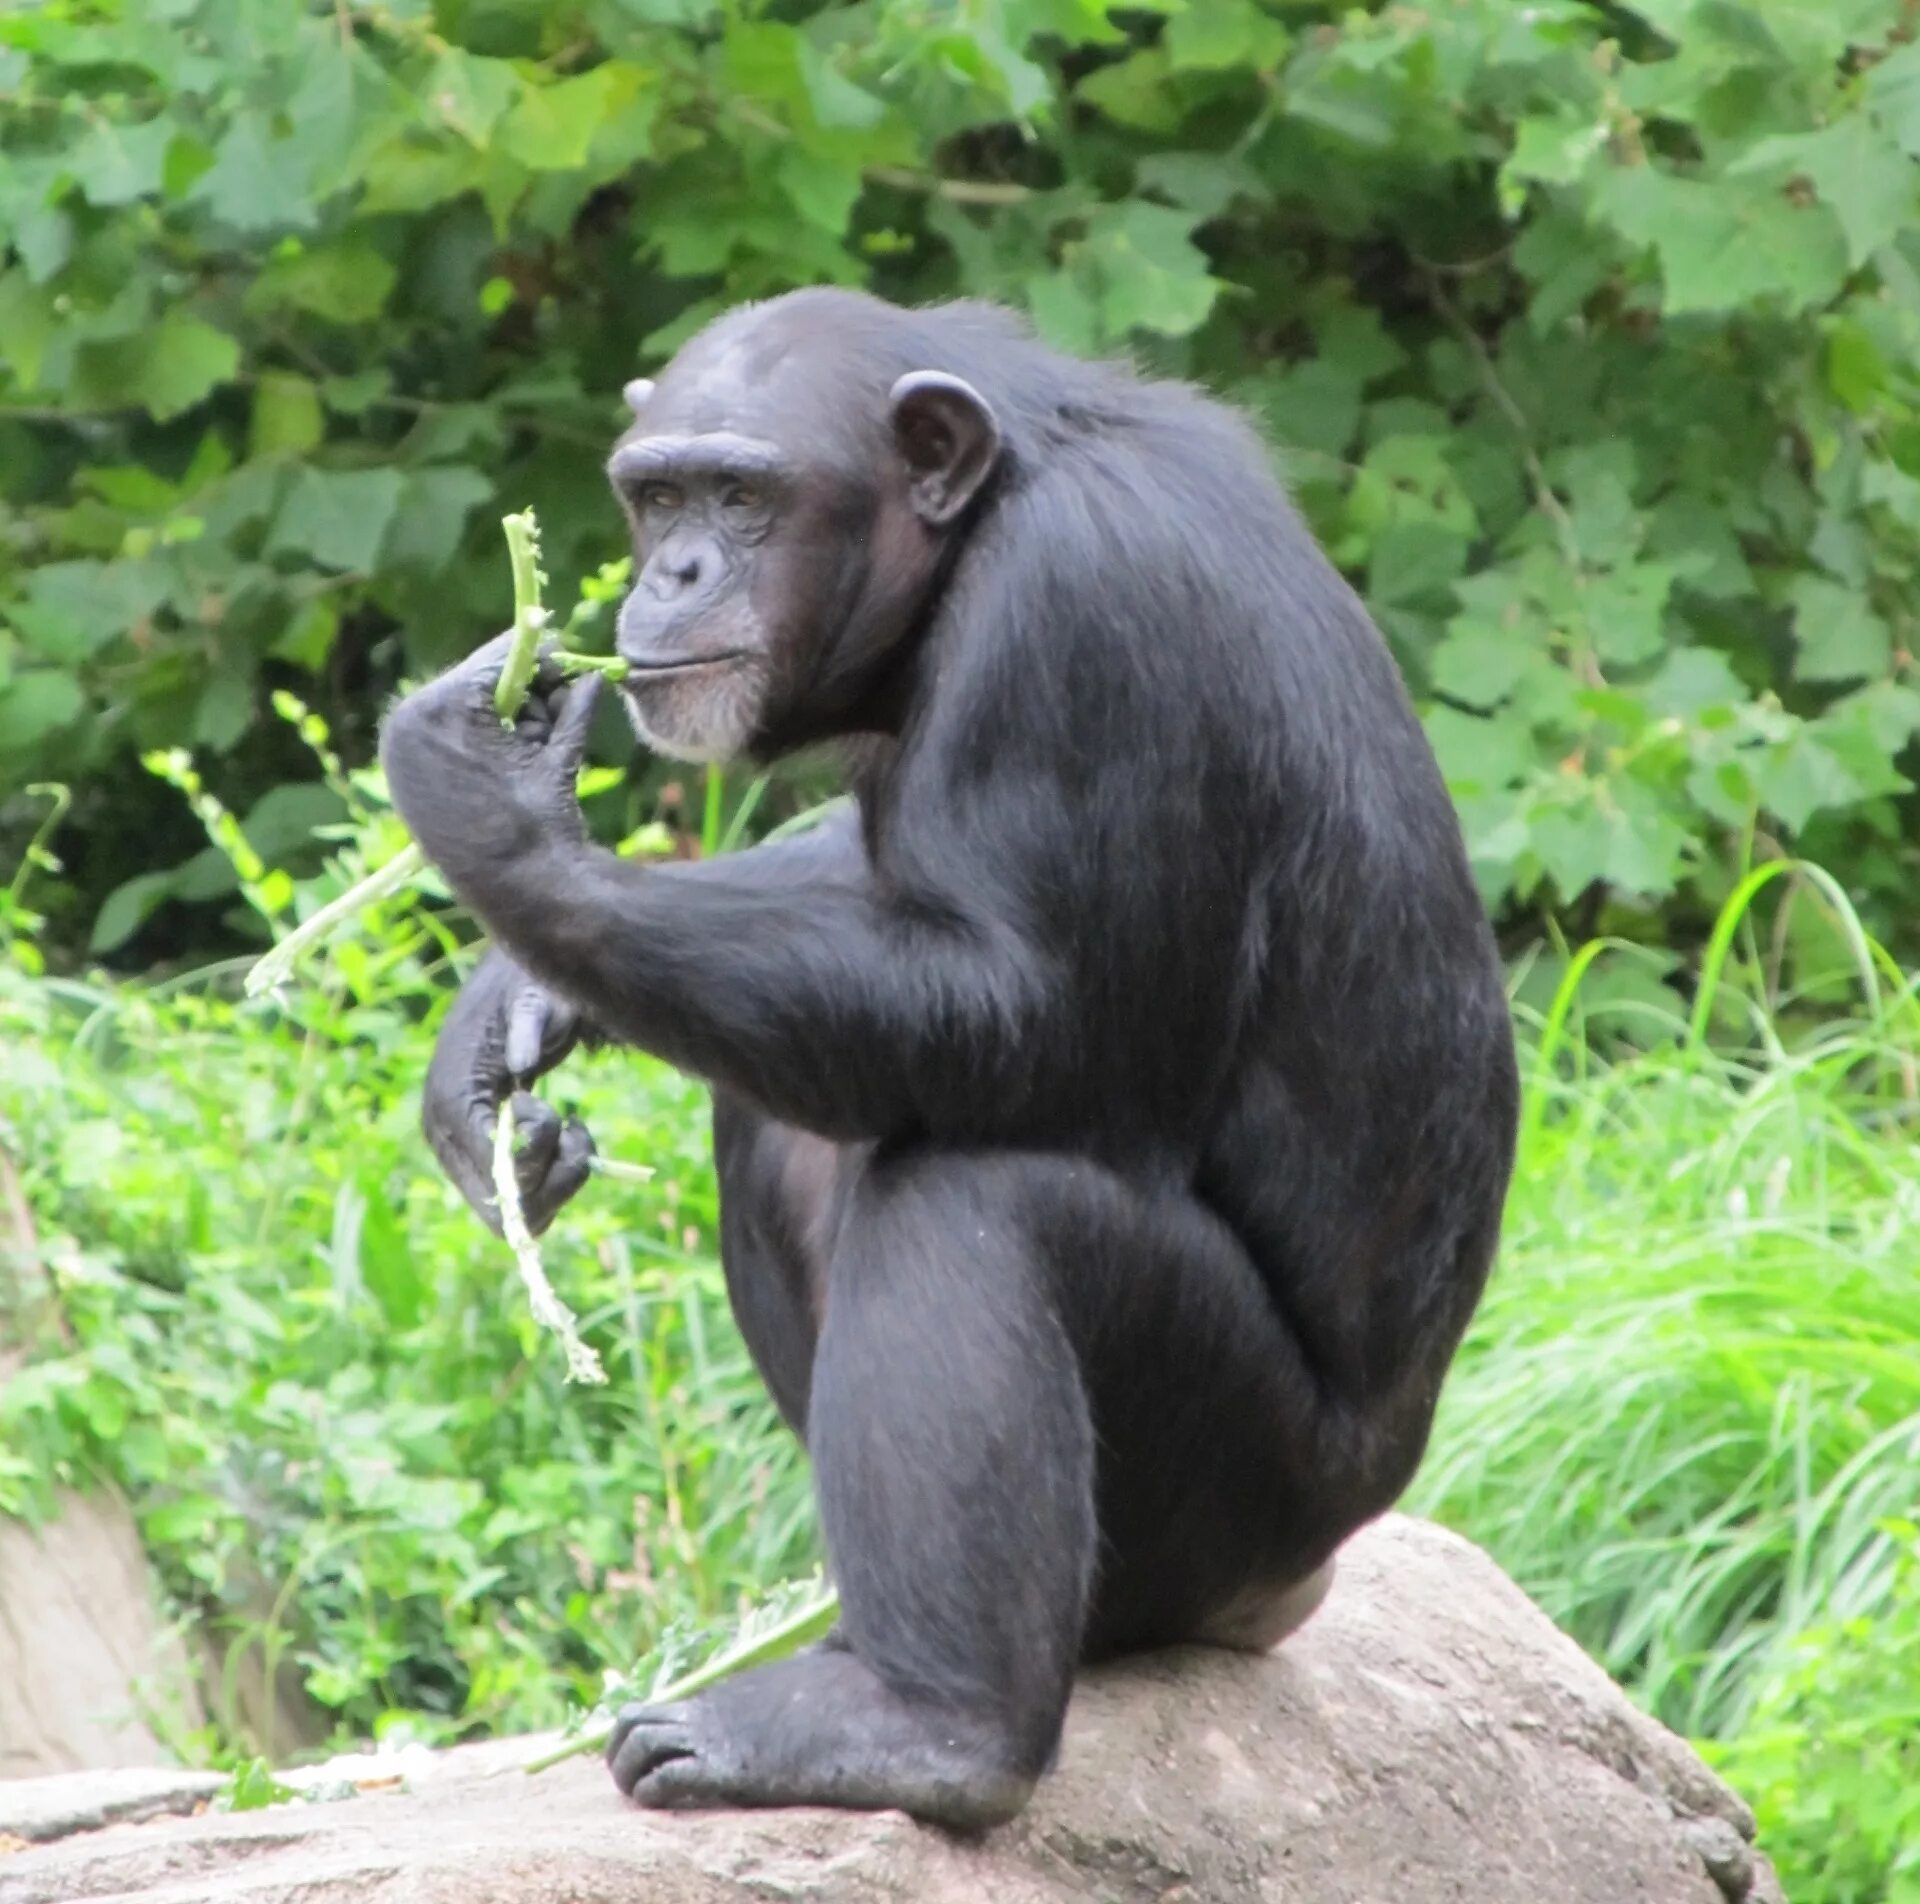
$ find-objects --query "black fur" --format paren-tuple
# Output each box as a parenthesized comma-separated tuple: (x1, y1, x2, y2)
(382, 290, 1519, 1830)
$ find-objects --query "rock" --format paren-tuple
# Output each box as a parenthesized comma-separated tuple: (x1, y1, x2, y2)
(0, 1765, 226, 1844)
(0, 1517, 1783, 1904)
(0, 1489, 207, 1779)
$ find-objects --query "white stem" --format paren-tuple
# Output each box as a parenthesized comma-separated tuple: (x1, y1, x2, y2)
(492, 1104, 606, 1386)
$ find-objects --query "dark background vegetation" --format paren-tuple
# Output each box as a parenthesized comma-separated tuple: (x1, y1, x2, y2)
(3, 3, 1918, 1900)
(7, 0, 1920, 968)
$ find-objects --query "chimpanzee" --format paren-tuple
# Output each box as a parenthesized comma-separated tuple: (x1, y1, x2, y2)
(380, 289, 1518, 1830)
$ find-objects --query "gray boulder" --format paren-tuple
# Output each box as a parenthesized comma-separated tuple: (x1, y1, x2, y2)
(0, 1516, 1781, 1903)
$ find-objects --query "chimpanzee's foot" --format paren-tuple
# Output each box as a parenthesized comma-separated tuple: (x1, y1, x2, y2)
(605, 1647, 1040, 1830)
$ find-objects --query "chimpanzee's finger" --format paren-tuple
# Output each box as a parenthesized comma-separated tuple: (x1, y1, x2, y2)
(525, 1116, 596, 1235)
(452, 630, 519, 705)
(505, 988, 580, 1082)
(508, 1091, 563, 1192)
(547, 675, 603, 771)
(440, 1104, 508, 1236)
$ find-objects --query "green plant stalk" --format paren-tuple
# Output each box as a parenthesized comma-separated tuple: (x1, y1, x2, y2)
(493, 509, 549, 723)
(243, 520, 627, 1000)
(523, 1583, 841, 1773)
(243, 843, 425, 998)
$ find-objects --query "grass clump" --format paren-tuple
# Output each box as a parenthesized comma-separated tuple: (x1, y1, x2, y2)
(1413, 876, 1920, 1904)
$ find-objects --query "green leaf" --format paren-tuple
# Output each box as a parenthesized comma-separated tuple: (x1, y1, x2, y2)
(1755, 729, 1874, 830)
(1431, 621, 1536, 709)
(1084, 202, 1220, 339)
(1369, 521, 1468, 609)
(1135, 153, 1260, 219)
(10, 558, 171, 663)
(1736, 117, 1920, 268)
(1581, 563, 1676, 667)
(1864, 40, 1920, 158)
(194, 660, 255, 750)
(241, 782, 348, 862)
(1646, 648, 1744, 716)
(142, 1495, 226, 1545)
(1594, 167, 1850, 315)
(1504, 112, 1608, 191)
(1789, 574, 1892, 683)
(1528, 798, 1611, 901)
(498, 65, 655, 171)
(1423, 704, 1535, 791)
(356, 1170, 426, 1329)
(90, 870, 177, 954)
(1528, 790, 1691, 902)
(384, 467, 495, 574)
(0, 272, 57, 390)
(796, 38, 887, 131)
(250, 374, 326, 457)
(427, 49, 522, 145)
(1024, 271, 1102, 355)
(266, 467, 405, 573)
(248, 241, 397, 326)
(192, 118, 318, 231)
(1165, 0, 1287, 71)
(220, 1759, 299, 1815)
(68, 116, 174, 207)
(356, 138, 483, 215)
(777, 146, 864, 235)
(1242, 360, 1363, 460)
(0, 670, 86, 754)
(72, 312, 239, 420)
(1313, 307, 1408, 385)
(1078, 48, 1185, 133)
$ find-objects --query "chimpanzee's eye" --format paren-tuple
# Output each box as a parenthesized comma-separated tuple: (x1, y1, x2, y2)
(722, 481, 763, 511)
(638, 481, 683, 512)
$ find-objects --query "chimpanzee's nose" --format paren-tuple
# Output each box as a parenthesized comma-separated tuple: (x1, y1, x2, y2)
(646, 536, 717, 600)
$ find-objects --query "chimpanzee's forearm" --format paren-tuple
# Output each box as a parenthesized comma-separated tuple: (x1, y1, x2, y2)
(451, 839, 1052, 1143)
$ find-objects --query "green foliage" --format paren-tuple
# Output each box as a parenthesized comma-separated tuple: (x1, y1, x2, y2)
(1708, 1525, 1920, 1904)
(215, 1758, 300, 1813)
(0, 760, 813, 1752)
(1411, 886, 1920, 1904)
(4, 0, 1920, 954)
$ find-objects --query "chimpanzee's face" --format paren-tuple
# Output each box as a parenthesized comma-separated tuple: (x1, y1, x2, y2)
(607, 314, 1002, 763)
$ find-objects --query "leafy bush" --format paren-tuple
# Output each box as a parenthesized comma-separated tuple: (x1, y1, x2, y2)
(5, 0, 1920, 956)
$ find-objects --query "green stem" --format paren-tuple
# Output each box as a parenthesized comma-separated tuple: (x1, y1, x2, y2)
(243, 844, 424, 998)
(523, 1586, 840, 1774)
(494, 510, 549, 723)
(245, 511, 585, 999)
(701, 764, 725, 859)
(553, 652, 631, 683)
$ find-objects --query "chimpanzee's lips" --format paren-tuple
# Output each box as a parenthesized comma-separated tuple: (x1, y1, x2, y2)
(619, 649, 749, 677)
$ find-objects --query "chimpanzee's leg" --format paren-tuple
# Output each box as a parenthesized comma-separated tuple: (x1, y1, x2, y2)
(609, 1149, 1345, 1829)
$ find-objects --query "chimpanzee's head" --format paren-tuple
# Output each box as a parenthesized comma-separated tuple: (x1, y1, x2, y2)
(606, 291, 1003, 762)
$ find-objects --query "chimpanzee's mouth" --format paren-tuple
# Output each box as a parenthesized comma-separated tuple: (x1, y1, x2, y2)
(620, 649, 749, 677)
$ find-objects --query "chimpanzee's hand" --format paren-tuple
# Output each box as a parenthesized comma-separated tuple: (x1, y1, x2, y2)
(424, 946, 595, 1237)
(379, 634, 604, 892)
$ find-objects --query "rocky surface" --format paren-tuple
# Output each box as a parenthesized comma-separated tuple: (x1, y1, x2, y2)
(0, 1516, 1783, 1904)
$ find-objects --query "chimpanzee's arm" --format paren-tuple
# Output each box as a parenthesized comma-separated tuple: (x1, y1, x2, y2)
(381, 650, 1058, 1143)
(487, 844, 1050, 1142)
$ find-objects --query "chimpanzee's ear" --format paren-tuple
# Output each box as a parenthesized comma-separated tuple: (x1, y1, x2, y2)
(889, 372, 1002, 528)
(623, 378, 655, 416)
